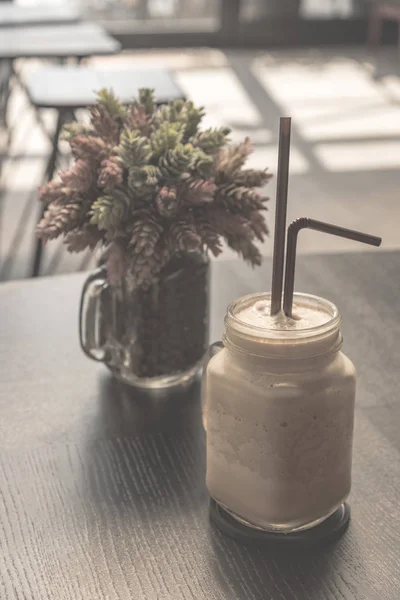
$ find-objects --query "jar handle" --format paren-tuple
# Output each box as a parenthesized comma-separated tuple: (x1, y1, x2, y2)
(79, 267, 109, 362)
(205, 341, 224, 363)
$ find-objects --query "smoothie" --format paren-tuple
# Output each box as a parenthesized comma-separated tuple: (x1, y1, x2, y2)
(205, 293, 356, 532)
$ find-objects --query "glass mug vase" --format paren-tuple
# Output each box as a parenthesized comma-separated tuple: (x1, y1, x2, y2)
(204, 292, 356, 533)
(79, 253, 210, 390)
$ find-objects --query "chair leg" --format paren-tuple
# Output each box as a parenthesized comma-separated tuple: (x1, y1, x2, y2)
(31, 224, 44, 278)
(0, 60, 13, 160)
(367, 6, 383, 49)
(31, 110, 65, 278)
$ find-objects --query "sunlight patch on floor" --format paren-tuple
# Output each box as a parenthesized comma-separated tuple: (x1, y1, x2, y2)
(315, 140, 400, 171)
(252, 55, 400, 141)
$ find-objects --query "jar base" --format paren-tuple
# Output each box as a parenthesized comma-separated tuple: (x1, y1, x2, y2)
(209, 499, 350, 548)
(109, 360, 202, 392)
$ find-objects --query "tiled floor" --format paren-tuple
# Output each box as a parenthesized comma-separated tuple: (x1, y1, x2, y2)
(1, 46, 399, 281)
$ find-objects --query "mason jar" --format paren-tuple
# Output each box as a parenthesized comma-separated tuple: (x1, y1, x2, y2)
(79, 253, 210, 390)
(205, 292, 356, 533)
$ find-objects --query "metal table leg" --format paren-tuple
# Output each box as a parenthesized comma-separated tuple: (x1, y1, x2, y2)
(31, 109, 65, 277)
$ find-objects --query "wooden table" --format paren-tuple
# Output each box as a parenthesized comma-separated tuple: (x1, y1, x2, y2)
(0, 3, 81, 27)
(0, 251, 399, 599)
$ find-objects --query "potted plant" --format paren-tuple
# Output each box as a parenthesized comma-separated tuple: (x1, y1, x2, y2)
(37, 88, 271, 390)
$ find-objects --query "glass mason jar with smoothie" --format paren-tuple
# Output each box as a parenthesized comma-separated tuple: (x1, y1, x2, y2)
(205, 292, 355, 533)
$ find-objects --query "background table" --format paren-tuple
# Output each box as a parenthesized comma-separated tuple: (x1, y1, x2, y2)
(0, 22, 120, 59)
(27, 66, 185, 110)
(0, 3, 81, 27)
(0, 251, 399, 599)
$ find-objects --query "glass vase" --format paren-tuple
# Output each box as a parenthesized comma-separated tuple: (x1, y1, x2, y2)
(79, 253, 210, 391)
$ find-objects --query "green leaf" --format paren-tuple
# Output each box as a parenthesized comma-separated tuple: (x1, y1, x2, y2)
(90, 193, 129, 230)
(150, 121, 184, 162)
(182, 101, 205, 140)
(96, 88, 127, 121)
(117, 129, 152, 168)
(191, 127, 231, 154)
(158, 144, 192, 179)
(138, 88, 155, 115)
(61, 122, 93, 141)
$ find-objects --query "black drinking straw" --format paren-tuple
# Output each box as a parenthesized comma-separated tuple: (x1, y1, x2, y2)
(283, 218, 382, 318)
(270, 117, 291, 315)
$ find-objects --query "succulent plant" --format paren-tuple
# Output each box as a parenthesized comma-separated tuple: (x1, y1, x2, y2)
(37, 88, 271, 286)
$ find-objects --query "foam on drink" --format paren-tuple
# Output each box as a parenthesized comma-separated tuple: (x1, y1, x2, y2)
(237, 299, 330, 331)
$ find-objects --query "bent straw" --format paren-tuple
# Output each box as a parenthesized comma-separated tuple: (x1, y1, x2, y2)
(283, 218, 382, 318)
(270, 117, 291, 315)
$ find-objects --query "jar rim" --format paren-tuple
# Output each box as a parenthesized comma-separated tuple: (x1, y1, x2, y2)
(226, 292, 341, 342)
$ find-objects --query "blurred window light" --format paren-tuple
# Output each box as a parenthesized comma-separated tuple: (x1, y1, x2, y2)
(300, 0, 353, 19)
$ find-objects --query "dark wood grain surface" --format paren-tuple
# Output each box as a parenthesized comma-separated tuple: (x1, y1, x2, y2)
(0, 4, 81, 27)
(0, 251, 399, 600)
(0, 23, 120, 59)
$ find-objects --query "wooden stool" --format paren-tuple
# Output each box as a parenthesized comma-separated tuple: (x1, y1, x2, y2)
(25, 66, 185, 277)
